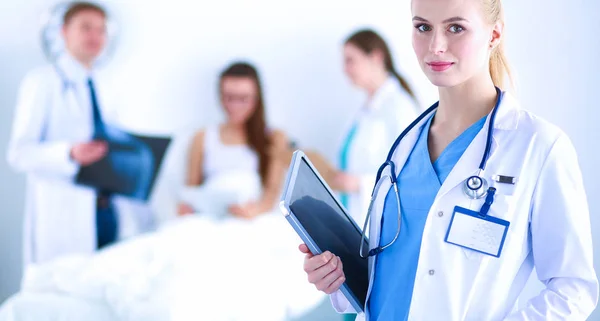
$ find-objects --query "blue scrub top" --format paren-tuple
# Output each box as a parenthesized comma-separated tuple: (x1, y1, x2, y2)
(369, 113, 487, 321)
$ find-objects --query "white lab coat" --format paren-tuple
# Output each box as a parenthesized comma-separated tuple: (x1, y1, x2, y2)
(6, 54, 152, 266)
(331, 92, 598, 320)
(341, 76, 418, 225)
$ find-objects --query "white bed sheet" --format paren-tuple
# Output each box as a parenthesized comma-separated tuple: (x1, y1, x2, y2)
(0, 292, 115, 321)
(0, 211, 325, 321)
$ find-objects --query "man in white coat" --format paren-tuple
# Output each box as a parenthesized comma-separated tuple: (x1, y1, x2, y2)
(7, 2, 147, 266)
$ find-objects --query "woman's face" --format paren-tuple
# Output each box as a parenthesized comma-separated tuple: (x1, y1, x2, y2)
(411, 0, 501, 88)
(343, 43, 383, 89)
(220, 76, 258, 125)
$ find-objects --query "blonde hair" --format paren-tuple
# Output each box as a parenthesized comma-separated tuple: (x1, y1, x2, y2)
(484, 0, 513, 89)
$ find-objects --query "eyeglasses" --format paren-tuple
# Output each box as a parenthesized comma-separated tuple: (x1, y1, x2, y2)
(221, 93, 257, 104)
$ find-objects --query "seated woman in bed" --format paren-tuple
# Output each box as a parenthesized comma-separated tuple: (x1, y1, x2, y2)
(177, 62, 288, 218)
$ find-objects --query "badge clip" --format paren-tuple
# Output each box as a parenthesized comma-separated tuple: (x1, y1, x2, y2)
(492, 175, 517, 185)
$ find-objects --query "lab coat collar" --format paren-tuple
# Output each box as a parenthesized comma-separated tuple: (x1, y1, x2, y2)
(435, 90, 521, 200)
(493, 91, 520, 130)
(56, 52, 96, 85)
(389, 110, 433, 178)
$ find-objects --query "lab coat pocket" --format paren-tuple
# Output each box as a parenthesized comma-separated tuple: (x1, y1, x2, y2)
(460, 192, 515, 260)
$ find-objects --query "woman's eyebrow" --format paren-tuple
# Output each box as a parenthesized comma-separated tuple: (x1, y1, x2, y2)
(412, 16, 469, 23)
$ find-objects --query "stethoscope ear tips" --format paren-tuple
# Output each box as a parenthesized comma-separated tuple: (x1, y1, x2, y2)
(464, 175, 489, 199)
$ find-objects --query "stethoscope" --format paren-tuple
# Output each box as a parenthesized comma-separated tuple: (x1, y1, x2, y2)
(37, 64, 74, 140)
(52, 63, 77, 93)
(359, 87, 504, 258)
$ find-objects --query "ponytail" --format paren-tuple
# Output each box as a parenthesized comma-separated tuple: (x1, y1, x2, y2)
(389, 67, 418, 105)
(485, 0, 513, 89)
(489, 39, 512, 89)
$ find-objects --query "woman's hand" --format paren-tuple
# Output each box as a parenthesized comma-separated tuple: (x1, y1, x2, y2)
(229, 202, 263, 219)
(177, 203, 195, 216)
(334, 172, 360, 193)
(299, 244, 346, 294)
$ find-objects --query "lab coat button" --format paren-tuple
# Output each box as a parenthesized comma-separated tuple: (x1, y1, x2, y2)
(429, 269, 435, 275)
(437, 211, 444, 217)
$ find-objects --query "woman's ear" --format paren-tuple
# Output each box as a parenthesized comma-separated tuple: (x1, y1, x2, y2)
(490, 21, 504, 49)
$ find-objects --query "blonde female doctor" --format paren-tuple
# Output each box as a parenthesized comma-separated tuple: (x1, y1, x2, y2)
(333, 29, 419, 227)
(300, 0, 599, 320)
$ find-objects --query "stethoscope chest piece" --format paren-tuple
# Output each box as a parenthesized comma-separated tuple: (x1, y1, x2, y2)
(463, 175, 489, 199)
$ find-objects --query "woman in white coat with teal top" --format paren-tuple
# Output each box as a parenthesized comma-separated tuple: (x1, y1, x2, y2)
(334, 29, 419, 228)
(300, 0, 598, 320)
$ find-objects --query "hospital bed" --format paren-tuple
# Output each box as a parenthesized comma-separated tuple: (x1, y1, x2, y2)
(0, 213, 335, 321)
(0, 168, 339, 321)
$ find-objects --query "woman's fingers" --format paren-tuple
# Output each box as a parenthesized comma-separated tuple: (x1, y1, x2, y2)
(314, 256, 345, 293)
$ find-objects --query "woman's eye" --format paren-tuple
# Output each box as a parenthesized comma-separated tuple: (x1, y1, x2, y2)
(415, 24, 431, 32)
(448, 25, 465, 33)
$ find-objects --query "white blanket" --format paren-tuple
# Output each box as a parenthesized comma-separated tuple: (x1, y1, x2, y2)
(0, 172, 326, 321)
(0, 214, 325, 321)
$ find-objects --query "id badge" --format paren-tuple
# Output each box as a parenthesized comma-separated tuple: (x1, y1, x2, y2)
(444, 206, 510, 258)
